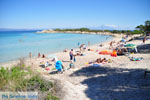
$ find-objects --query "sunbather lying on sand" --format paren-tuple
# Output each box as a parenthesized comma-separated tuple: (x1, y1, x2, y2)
(63, 48, 68, 52)
(95, 58, 107, 63)
(116, 48, 128, 56)
(87, 58, 107, 66)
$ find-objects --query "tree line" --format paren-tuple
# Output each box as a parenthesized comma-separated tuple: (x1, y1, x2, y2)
(53, 20, 150, 35)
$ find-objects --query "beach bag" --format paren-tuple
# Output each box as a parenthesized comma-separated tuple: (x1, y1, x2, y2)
(130, 57, 143, 61)
(111, 50, 117, 57)
(45, 67, 50, 71)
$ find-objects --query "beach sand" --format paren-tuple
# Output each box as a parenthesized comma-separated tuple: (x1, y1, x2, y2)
(0, 34, 150, 100)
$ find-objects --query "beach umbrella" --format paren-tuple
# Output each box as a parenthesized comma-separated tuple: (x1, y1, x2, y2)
(124, 44, 136, 48)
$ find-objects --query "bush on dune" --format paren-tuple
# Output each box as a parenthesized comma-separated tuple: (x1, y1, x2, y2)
(0, 65, 59, 100)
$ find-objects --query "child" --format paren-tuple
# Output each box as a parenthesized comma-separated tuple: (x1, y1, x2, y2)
(69, 60, 75, 68)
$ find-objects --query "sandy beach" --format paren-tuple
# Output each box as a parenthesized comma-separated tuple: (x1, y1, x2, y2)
(0, 34, 150, 100)
(1, 0, 149, 99)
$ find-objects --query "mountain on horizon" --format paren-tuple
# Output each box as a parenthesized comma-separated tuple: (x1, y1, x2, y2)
(50, 25, 135, 30)
(88, 25, 135, 30)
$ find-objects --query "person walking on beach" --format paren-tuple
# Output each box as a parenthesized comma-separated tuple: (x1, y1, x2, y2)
(69, 49, 74, 61)
(143, 36, 147, 44)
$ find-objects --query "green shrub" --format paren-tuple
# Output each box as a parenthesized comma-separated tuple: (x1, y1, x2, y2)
(0, 66, 59, 100)
(26, 75, 53, 92)
(45, 93, 60, 100)
(130, 30, 143, 34)
(0, 67, 9, 89)
(0, 66, 28, 91)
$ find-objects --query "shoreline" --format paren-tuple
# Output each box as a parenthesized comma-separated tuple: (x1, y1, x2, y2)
(1, 32, 150, 100)
(0, 33, 117, 67)
(0, 33, 141, 68)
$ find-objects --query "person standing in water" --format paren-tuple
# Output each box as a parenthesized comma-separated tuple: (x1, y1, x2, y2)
(42, 54, 45, 58)
(29, 52, 32, 59)
(38, 53, 41, 58)
(78, 42, 80, 47)
(88, 41, 90, 46)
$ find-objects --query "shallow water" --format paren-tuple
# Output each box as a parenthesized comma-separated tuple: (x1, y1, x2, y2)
(0, 31, 113, 63)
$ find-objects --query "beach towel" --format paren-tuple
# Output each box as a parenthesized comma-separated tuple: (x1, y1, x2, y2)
(129, 57, 143, 61)
(99, 50, 112, 55)
(40, 61, 44, 64)
(92, 64, 101, 67)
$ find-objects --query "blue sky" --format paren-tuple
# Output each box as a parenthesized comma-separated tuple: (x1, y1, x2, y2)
(0, 0, 149, 30)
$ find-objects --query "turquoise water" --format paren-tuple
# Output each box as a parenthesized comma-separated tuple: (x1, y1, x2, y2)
(0, 31, 113, 63)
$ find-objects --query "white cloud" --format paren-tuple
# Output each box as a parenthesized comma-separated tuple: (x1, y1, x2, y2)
(104, 24, 118, 28)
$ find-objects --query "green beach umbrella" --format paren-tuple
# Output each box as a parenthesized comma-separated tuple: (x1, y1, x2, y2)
(124, 44, 136, 48)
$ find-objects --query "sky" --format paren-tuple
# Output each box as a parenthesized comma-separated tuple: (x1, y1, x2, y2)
(0, 0, 150, 30)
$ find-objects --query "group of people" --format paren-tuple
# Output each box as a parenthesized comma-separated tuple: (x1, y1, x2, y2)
(116, 48, 128, 56)
(50, 49, 76, 73)
(87, 57, 108, 67)
(52, 56, 75, 73)
(29, 52, 46, 59)
(95, 58, 107, 63)
(55, 48, 81, 73)
(38, 53, 46, 58)
(79, 44, 87, 52)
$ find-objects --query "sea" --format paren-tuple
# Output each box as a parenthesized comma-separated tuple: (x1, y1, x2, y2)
(0, 31, 113, 63)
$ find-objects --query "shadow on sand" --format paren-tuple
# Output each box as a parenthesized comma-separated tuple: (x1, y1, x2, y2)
(137, 44, 150, 53)
(70, 66, 150, 100)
